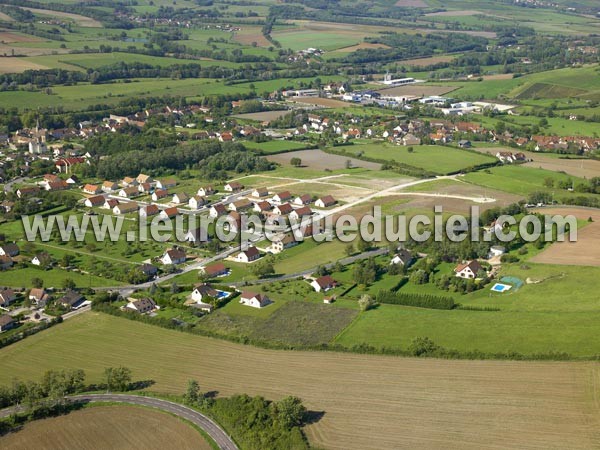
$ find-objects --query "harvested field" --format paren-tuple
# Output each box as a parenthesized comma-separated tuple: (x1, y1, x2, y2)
(0, 31, 44, 43)
(268, 149, 381, 171)
(232, 110, 290, 122)
(395, 0, 428, 7)
(335, 42, 391, 52)
(0, 12, 14, 22)
(376, 84, 458, 97)
(415, 27, 497, 39)
(481, 73, 514, 81)
(275, 180, 373, 203)
(0, 58, 49, 73)
(21, 7, 102, 27)
(0, 405, 211, 450)
(530, 207, 600, 267)
(0, 45, 70, 57)
(289, 97, 351, 108)
(473, 147, 600, 179)
(397, 55, 456, 67)
(1, 313, 600, 450)
(233, 26, 271, 47)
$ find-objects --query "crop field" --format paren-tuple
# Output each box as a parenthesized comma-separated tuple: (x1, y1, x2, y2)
(396, 54, 457, 67)
(0, 405, 212, 450)
(376, 84, 458, 97)
(335, 42, 391, 52)
(530, 207, 600, 267)
(335, 142, 496, 174)
(232, 26, 272, 47)
(288, 97, 352, 108)
(1, 313, 600, 450)
(21, 7, 103, 27)
(0, 58, 49, 73)
(231, 110, 291, 122)
(267, 149, 382, 170)
(394, 0, 428, 6)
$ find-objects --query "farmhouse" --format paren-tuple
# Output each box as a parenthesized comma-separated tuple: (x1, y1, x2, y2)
(224, 181, 243, 192)
(197, 186, 215, 196)
(311, 275, 338, 292)
(118, 186, 138, 198)
(189, 195, 206, 210)
(84, 195, 105, 208)
(113, 202, 138, 215)
(390, 249, 414, 267)
(315, 195, 336, 208)
(239, 291, 271, 308)
(83, 184, 101, 195)
(139, 204, 160, 218)
(294, 194, 312, 206)
(125, 298, 157, 314)
(152, 189, 169, 201)
(0, 289, 16, 307)
(236, 246, 260, 263)
(160, 248, 186, 265)
(454, 260, 484, 279)
(29, 288, 49, 306)
(200, 262, 229, 278)
(0, 243, 20, 257)
(0, 315, 15, 333)
(273, 191, 292, 203)
(191, 283, 218, 303)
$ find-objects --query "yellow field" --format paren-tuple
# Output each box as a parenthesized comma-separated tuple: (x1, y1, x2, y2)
(1, 313, 599, 450)
(0, 405, 212, 450)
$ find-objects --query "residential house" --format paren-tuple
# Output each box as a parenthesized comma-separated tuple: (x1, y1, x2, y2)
(113, 202, 138, 215)
(103, 199, 119, 210)
(83, 184, 101, 195)
(152, 189, 169, 201)
(293, 194, 311, 206)
(139, 263, 158, 280)
(289, 206, 312, 221)
(390, 249, 414, 267)
(138, 182, 152, 195)
(239, 291, 271, 308)
(66, 175, 79, 185)
(189, 195, 206, 210)
(273, 203, 293, 216)
(31, 253, 50, 267)
(229, 198, 252, 212)
(0, 289, 16, 308)
(159, 207, 178, 220)
(0, 243, 19, 257)
(0, 315, 15, 333)
(253, 201, 272, 214)
(125, 298, 157, 314)
(59, 290, 85, 310)
(311, 275, 338, 292)
(269, 234, 299, 254)
(458, 139, 472, 148)
(197, 186, 215, 196)
(209, 204, 227, 218)
(44, 180, 69, 192)
(16, 186, 40, 198)
(136, 174, 153, 184)
(139, 204, 160, 218)
(84, 195, 105, 208)
(273, 191, 292, 203)
(102, 181, 118, 192)
(251, 187, 268, 198)
(29, 288, 49, 306)
(224, 181, 243, 192)
(160, 248, 186, 265)
(496, 151, 515, 163)
(218, 132, 233, 142)
(200, 262, 229, 278)
(121, 176, 138, 187)
(156, 179, 177, 189)
(315, 195, 336, 208)
(118, 186, 138, 198)
(488, 246, 506, 258)
(236, 246, 260, 263)
(454, 260, 484, 279)
(401, 133, 421, 146)
(173, 192, 190, 204)
(191, 283, 218, 303)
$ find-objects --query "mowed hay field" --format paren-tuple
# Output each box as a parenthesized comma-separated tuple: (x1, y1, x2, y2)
(0, 405, 212, 450)
(0, 58, 49, 74)
(530, 207, 600, 266)
(1, 313, 600, 450)
(21, 7, 102, 27)
(267, 149, 382, 170)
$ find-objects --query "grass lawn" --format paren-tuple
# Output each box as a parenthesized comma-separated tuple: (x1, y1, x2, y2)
(0, 267, 120, 288)
(334, 142, 496, 174)
(242, 140, 311, 154)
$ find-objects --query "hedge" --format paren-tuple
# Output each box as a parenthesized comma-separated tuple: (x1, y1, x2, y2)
(375, 290, 455, 310)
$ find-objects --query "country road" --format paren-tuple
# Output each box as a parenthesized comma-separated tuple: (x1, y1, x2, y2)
(0, 394, 239, 450)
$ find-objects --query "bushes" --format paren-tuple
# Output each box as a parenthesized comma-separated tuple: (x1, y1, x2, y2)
(376, 290, 455, 310)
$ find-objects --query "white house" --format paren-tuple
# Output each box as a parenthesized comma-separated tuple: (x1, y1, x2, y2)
(239, 291, 271, 308)
(311, 275, 338, 293)
(160, 248, 186, 265)
(454, 260, 484, 279)
(236, 246, 260, 263)
(189, 195, 206, 210)
(191, 283, 218, 303)
(173, 192, 190, 204)
(315, 195, 336, 208)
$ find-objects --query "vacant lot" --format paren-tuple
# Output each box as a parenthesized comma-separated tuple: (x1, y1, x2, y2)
(268, 149, 382, 170)
(1, 313, 600, 450)
(530, 207, 600, 267)
(21, 7, 102, 27)
(0, 58, 49, 74)
(376, 84, 458, 97)
(0, 405, 211, 450)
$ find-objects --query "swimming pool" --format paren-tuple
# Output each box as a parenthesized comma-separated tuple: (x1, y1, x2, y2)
(491, 283, 512, 293)
(215, 290, 229, 299)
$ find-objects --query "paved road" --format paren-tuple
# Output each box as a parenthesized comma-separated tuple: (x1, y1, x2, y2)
(0, 393, 238, 450)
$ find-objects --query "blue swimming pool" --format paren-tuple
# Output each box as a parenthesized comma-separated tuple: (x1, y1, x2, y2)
(215, 290, 229, 299)
(491, 283, 512, 293)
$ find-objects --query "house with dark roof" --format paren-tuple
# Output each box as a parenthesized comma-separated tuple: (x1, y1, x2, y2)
(0, 243, 19, 257)
(160, 248, 186, 265)
(0, 314, 15, 332)
(59, 291, 85, 309)
(390, 249, 414, 267)
(0, 289, 16, 307)
(315, 195, 336, 208)
(125, 298, 157, 314)
(236, 246, 260, 263)
(191, 283, 219, 303)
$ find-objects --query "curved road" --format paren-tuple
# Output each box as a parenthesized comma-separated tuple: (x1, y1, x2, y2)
(0, 393, 238, 450)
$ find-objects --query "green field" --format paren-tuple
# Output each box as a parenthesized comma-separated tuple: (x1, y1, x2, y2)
(334, 142, 496, 174)
(242, 140, 311, 154)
